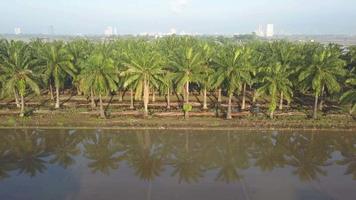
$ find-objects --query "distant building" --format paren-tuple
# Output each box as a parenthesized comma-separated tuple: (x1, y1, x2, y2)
(49, 25, 55, 35)
(266, 24, 274, 37)
(169, 28, 177, 35)
(255, 25, 265, 37)
(14, 27, 22, 35)
(104, 26, 113, 36)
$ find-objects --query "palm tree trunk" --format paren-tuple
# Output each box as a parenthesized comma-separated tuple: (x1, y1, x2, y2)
(186, 81, 189, 104)
(166, 87, 171, 109)
(241, 83, 246, 110)
(118, 90, 123, 102)
(227, 93, 232, 120)
(269, 110, 274, 119)
(130, 89, 134, 109)
(14, 89, 20, 108)
(90, 88, 96, 109)
(49, 83, 54, 100)
(218, 88, 222, 103)
(55, 86, 60, 109)
(313, 93, 319, 119)
(152, 89, 155, 102)
(184, 110, 189, 119)
(76, 85, 81, 96)
(99, 94, 105, 119)
(319, 85, 325, 111)
(279, 92, 284, 110)
(143, 79, 149, 117)
(252, 89, 256, 103)
(203, 87, 208, 110)
(20, 94, 25, 117)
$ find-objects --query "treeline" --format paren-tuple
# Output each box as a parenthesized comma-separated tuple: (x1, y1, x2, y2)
(0, 130, 355, 182)
(0, 36, 355, 119)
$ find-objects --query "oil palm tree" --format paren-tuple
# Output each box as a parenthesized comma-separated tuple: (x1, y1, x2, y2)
(340, 77, 356, 114)
(213, 44, 251, 119)
(256, 63, 293, 119)
(238, 44, 254, 110)
(299, 45, 346, 119)
(344, 46, 356, 74)
(36, 41, 76, 109)
(79, 50, 118, 118)
(156, 37, 175, 109)
(199, 41, 215, 110)
(66, 39, 92, 94)
(0, 40, 21, 107)
(265, 41, 297, 110)
(160, 71, 174, 109)
(170, 38, 204, 104)
(0, 41, 40, 117)
(121, 41, 165, 117)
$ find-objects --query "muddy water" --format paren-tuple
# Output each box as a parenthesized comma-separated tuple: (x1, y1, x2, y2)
(0, 129, 355, 200)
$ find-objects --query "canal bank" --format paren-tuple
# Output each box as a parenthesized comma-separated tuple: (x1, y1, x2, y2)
(0, 113, 355, 131)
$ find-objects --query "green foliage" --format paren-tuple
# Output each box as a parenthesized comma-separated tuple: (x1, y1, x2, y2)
(35, 41, 76, 89)
(0, 40, 40, 97)
(79, 44, 118, 96)
(0, 36, 355, 119)
(256, 63, 293, 115)
(340, 78, 356, 113)
(121, 40, 166, 100)
(213, 43, 252, 95)
(183, 103, 193, 113)
(298, 44, 346, 96)
(170, 37, 204, 94)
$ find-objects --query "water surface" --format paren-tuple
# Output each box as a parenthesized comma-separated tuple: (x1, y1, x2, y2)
(0, 129, 355, 200)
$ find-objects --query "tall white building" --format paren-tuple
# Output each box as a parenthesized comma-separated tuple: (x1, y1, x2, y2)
(266, 24, 274, 37)
(169, 28, 177, 35)
(255, 25, 265, 37)
(104, 26, 113, 36)
(14, 27, 22, 35)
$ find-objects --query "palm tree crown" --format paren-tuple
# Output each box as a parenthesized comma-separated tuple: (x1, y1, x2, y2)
(0, 41, 40, 116)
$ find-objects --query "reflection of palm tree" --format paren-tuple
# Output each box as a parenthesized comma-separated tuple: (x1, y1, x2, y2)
(170, 133, 204, 184)
(252, 134, 287, 172)
(335, 135, 356, 180)
(337, 153, 356, 180)
(128, 132, 164, 181)
(84, 133, 121, 175)
(289, 157, 328, 182)
(131, 150, 163, 181)
(126, 132, 165, 200)
(0, 141, 16, 180)
(11, 131, 49, 177)
(48, 131, 81, 169)
(215, 133, 249, 183)
(286, 134, 330, 182)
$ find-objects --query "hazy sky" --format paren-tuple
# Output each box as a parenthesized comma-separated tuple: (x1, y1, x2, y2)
(0, 0, 355, 35)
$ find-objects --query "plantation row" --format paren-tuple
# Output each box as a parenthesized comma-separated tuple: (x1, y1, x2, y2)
(0, 36, 355, 119)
